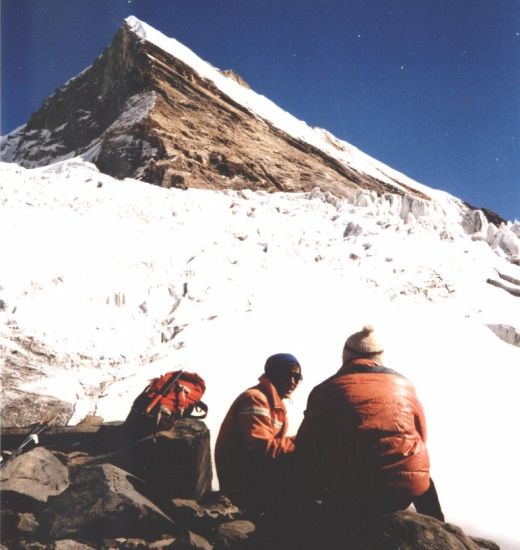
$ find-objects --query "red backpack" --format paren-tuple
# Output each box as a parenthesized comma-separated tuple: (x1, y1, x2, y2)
(126, 370, 208, 431)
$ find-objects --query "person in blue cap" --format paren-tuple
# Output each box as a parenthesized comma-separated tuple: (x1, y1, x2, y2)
(215, 353, 302, 512)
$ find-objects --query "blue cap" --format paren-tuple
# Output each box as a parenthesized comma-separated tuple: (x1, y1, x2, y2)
(264, 353, 300, 375)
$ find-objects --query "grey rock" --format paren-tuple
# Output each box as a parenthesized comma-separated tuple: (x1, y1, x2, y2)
(6, 542, 49, 549)
(169, 494, 243, 540)
(198, 493, 240, 522)
(221, 70, 251, 89)
(0, 447, 69, 509)
(353, 511, 483, 550)
(101, 538, 163, 549)
(100, 537, 177, 549)
(343, 221, 363, 237)
(147, 539, 177, 549)
(486, 278, 520, 298)
(0, 389, 74, 428)
(487, 323, 520, 347)
(76, 415, 105, 426)
(104, 419, 212, 501)
(469, 536, 500, 550)
(253, 508, 499, 550)
(214, 520, 255, 549)
(0, 335, 78, 428)
(54, 541, 97, 549)
(171, 531, 213, 550)
(171, 498, 204, 525)
(0, 509, 39, 540)
(44, 463, 174, 541)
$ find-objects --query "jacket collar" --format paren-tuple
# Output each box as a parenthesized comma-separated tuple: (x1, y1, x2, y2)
(257, 374, 285, 410)
(336, 357, 383, 376)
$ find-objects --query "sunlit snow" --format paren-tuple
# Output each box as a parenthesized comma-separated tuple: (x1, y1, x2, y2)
(1, 158, 519, 547)
(1, 14, 520, 549)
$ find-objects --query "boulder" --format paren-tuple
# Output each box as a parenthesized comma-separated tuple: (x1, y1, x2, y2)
(0, 390, 74, 428)
(0, 447, 69, 510)
(252, 508, 500, 550)
(0, 510, 39, 540)
(197, 493, 240, 523)
(43, 463, 175, 541)
(100, 537, 176, 549)
(171, 531, 213, 550)
(2, 419, 213, 502)
(353, 510, 488, 550)
(169, 494, 243, 540)
(170, 498, 204, 526)
(100, 419, 212, 501)
(214, 520, 255, 549)
(54, 541, 97, 549)
(6, 542, 48, 550)
(469, 537, 500, 550)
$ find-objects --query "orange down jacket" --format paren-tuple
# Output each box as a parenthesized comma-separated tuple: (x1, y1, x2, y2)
(215, 374, 295, 502)
(296, 358, 430, 502)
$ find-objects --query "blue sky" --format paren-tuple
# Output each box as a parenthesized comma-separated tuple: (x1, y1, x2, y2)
(2, 0, 519, 221)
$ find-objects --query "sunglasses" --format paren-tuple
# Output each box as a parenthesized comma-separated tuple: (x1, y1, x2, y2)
(287, 372, 303, 383)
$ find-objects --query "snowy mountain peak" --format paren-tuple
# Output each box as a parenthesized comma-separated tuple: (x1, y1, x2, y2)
(122, 16, 440, 199)
(0, 15, 518, 257)
(0, 16, 498, 218)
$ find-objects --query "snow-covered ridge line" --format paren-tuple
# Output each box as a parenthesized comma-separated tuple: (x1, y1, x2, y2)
(124, 16, 438, 200)
(1, 159, 518, 260)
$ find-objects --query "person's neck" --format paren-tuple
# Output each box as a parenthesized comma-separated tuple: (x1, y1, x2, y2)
(344, 356, 383, 369)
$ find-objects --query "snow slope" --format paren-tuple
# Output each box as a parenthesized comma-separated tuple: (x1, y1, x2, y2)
(1, 159, 519, 547)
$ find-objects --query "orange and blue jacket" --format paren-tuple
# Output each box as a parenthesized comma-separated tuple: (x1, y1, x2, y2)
(215, 374, 295, 500)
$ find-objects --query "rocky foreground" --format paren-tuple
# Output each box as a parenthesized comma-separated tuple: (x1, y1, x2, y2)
(0, 419, 500, 550)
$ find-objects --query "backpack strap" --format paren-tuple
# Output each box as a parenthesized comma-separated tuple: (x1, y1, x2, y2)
(187, 400, 208, 419)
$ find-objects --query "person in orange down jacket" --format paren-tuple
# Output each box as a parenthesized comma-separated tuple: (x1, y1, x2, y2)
(296, 325, 443, 523)
(215, 353, 302, 512)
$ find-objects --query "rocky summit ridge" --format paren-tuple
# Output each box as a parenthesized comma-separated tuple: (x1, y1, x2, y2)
(0, 16, 482, 212)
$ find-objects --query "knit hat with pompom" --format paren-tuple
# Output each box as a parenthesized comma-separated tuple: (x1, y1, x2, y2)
(343, 325, 384, 356)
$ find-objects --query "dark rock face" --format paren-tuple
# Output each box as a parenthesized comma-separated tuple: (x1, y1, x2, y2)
(171, 531, 213, 549)
(0, 447, 70, 509)
(90, 419, 213, 501)
(0, 21, 430, 203)
(54, 541, 96, 549)
(253, 508, 501, 550)
(0, 510, 40, 540)
(221, 69, 251, 89)
(214, 520, 255, 548)
(0, 457, 503, 550)
(0, 334, 79, 427)
(353, 511, 492, 550)
(11, 26, 149, 161)
(1, 419, 213, 503)
(0, 423, 504, 548)
(44, 463, 174, 540)
(0, 420, 214, 547)
(1, 391, 75, 429)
